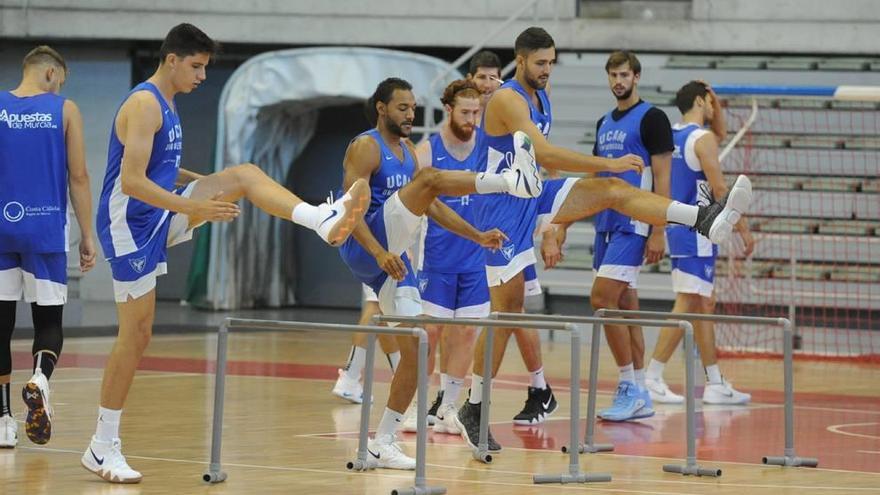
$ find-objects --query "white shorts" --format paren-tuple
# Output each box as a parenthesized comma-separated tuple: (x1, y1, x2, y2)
(0, 252, 67, 306)
(362, 284, 379, 303)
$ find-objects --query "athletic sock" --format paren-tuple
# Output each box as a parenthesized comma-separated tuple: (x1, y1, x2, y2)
(291, 202, 321, 229)
(444, 376, 464, 405)
(343, 346, 366, 381)
(439, 373, 448, 392)
(33, 351, 57, 379)
(634, 368, 646, 391)
(646, 358, 665, 380)
(468, 374, 484, 405)
(666, 201, 699, 226)
(705, 364, 723, 385)
(376, 407, 405, 438)
(386, 351, 400, 373)
(529, 367, 547, 390)
(0, 383, 10, 416)
(95, 406, 122, 442)
(618, 363, 635, 384)
(474, 173, 507, 194)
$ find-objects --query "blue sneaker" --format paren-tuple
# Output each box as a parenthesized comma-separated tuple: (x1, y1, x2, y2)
(598, 381, 654, 422)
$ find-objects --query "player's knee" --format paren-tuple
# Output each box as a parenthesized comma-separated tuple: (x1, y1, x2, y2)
(231, 163, 264, 184)
(604, 177, 631, 205)
(413, 167, 443, 194)
(590, 289, 616, 310)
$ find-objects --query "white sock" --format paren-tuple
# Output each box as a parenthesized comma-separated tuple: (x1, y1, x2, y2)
(666, 201, 699, 226)
(474, 173, 507, 194)
(291, 202, 321, 229)
(705, 364, 723, 385)
(387, 351, 400, 373)
(376, 407, 405, 438)
(95, 406, 122, 443)
(646, 358, 666, 380)
(444, 376, 464, 405)
(529, 367, 547, 390)
(634, 368, 646, 391)
(619, 363, 635, 384)
(440, 373, 448, 392)
(343, 346, 366, 381)
(468, 374, 484, 405)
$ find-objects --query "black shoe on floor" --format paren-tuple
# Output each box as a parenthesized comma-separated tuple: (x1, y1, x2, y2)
(513, 385, 558, 425)
(453, 400, 502, 452)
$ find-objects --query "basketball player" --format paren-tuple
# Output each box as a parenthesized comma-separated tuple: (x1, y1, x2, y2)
(338, 76, 542, 469)
(467, 50, 503, 111)
(0, 46, 96, 448)
(590, 50, 672, 422)
(82, 24, 371, 483)
(644, 80, 755, 405)
(455, 27, 752, 452)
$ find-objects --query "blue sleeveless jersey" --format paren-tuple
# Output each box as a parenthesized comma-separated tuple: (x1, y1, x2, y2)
(360, 129, 416, 218)
(421, 131, 485, 273)
(666, 123, 717, 257)
(96, 82, 182, 260)
(593, 101, 654, 236)
(0, 91, 68, 253)
(476, 79, 551, 234)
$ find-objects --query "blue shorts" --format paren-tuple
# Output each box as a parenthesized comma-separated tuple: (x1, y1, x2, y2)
(482, 177, 577, 287)
(592, 231, 646, 288)
(104, 181, 202, 303)
(339, 192, 422, 316)
(671, 256, 716, 297)
(0, 252, 67, 305)
(418, 269, 489, 318)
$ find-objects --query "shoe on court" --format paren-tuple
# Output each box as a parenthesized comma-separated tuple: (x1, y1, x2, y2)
(695, 175, 752, 245)
(331, 369, 364, 404)
(513, 385, 558, 425)
(315, 178, 370, 247)
(453, 400, 501, 452)
(426, 390, 443, 426)
(0, 415, 17, 448)
(645, 377, 684, 404)
(22, 370, 52, 444)
(81, 436, 143, 483)
(401, 401, 419, 433)
(367, 433, 416, 470)
(500, 131, 542, 199)
(432, 403, 461, 434)
(702, 379, 751, 405)
(598, 381, 654, 422)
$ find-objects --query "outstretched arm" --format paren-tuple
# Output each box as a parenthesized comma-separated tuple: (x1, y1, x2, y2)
(487, 90, 644, 175)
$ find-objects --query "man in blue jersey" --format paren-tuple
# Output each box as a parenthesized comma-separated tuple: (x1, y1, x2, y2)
(645, 81, 755, 405)
(402, 79, 487, 436)
(83, 24, 372, 484)
(0, 46, 96, 448)
(457, 27, 753, 451)
(589, 50, 673, 422)
(339, 76, 542, 470)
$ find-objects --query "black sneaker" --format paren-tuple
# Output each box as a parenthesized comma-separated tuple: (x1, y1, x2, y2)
(513, 385, 558, 425)
(426, 390, 443, 426)
(693, 175, 752, 244)
(453, 401, 502, 452)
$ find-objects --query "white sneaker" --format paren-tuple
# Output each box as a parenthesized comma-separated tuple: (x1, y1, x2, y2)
(401, 402, 419, 433)
(81, 436, 143, 483)
(708, 175, 752, 244)
(432, 403, 461, 434)
(315, 178, 370, 246)
(331, 369, 364, 404)
(645, 377, 684, 404)
(702, 379, 751, 405)
(500, 130, 542, 199)
(0, 415, 17, 448)
(22, 369, 52, 444)
(367, 433, 416, 470)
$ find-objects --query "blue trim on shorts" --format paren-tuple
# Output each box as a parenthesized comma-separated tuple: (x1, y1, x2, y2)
(592, 231, 647, 270)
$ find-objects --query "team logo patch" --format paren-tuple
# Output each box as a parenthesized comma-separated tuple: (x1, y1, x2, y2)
(418, 276, 429, 293)
(129, 256, 148, 274)
(704, 265, 714, 279)
(501, 243, 515, 262)
(2, 201, 24, 223)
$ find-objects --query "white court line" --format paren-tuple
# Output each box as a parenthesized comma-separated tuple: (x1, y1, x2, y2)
(859, 451, 880, 455)
(827, 422, 880, 440)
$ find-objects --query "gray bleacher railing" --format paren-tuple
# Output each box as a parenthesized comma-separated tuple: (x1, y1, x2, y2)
(202, 318, 446, 495)
(597, 309, 819, 469)
(374, 314, 612, 485)
(493, 312, 721, 476)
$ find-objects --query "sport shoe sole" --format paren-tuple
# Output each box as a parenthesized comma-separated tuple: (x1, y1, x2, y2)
(325, 179, 370, 247)
(80, 459, 143, 484)
(708, 175, 752, 244)
(22, 382, 51, 445)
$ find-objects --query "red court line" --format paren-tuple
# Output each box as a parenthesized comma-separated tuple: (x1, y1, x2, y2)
(12, 350, 880, 409)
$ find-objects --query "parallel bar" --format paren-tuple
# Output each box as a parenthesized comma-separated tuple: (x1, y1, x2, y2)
(375, 315, 573, 331)
(478, 326, 494, 463)
(349, 333, 378, 471)
(203, 322, 229, 483)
